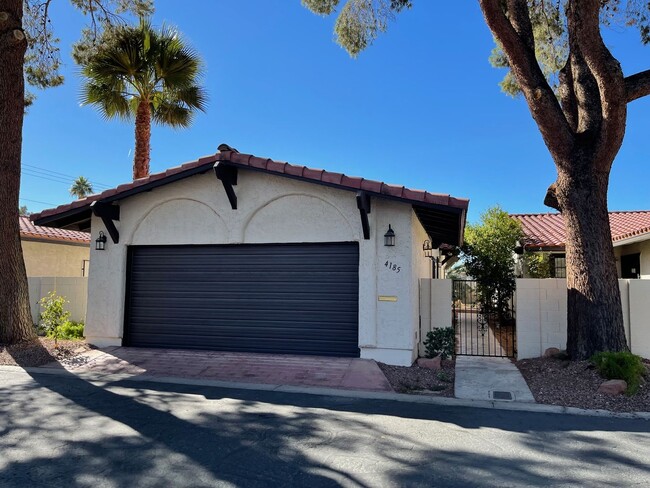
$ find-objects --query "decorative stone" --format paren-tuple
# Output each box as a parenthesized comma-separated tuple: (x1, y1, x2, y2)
(417, 356, 441, 371)
(543, 348, 570, 360)
(544, 347, 560, 358)
(597, 379, 627, 396)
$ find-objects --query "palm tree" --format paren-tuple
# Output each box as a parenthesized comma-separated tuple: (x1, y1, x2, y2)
(79, 20, 207, 180)
(69, 176, 94, 199)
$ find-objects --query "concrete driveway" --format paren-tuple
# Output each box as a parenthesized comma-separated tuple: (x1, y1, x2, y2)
(0, 368, 649, 487)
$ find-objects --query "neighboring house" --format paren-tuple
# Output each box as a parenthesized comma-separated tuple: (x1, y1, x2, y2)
(20, 216, 90, 277)
(512, 211, 650, 279)
(31, 144, 468, 366)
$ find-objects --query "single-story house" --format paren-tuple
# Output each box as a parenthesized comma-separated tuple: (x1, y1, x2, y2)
(31, 145, 468, 366)
(512, 211, 650, 279)
(20, 216, 90, 277)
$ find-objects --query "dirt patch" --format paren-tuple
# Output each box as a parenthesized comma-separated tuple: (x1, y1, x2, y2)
(378, 360, 455, 396)
(516, 356, 650, 413)
(0, 338, 94, 368)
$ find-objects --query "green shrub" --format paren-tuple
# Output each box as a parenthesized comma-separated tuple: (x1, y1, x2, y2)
(58, 321, 85, 340)
(38, 292, 71, 346)
(591, 351, 647, 395)
(423, 327, 455, 360)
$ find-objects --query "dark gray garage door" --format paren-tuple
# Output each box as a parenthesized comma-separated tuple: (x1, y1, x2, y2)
(124, 243, 359, 357)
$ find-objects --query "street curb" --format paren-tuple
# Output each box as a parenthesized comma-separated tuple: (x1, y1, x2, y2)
(2, 365, 649, 420)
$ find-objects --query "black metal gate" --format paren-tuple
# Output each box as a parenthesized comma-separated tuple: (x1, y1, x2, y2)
(452, 280, 516, 358)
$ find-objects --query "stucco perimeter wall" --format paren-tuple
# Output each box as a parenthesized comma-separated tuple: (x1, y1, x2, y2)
(86, 170, 421, 365)
(418, 279, 453, 357)
(629, 280, 650, 358)
(516, 279, 650, 359)
(22, 240, 89, 277)
(28, 277, 88, 325)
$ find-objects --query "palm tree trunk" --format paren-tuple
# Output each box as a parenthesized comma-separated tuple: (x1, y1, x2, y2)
(0, 0, 36, 344)
(133, 100, 151, 179)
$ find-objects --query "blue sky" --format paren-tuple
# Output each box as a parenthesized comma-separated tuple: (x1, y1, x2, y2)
(21, 1, 650, 222)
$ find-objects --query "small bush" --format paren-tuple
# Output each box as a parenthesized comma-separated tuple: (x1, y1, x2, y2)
(436, 370, 452, 383)
(591, 351, 647, 395)
(38, 292, 71, 347)
(58, 321, 85, 340)
(423, 327, 455, 360)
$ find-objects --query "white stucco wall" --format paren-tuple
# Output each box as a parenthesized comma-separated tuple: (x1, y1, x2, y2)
(86, 169, 427, 365)
(418, 279, 453, 356)
(28, 277, 88, 325)
(516, 278, 650, 359)
(629, 280, 650, 359)
(516, 279, 568, 359)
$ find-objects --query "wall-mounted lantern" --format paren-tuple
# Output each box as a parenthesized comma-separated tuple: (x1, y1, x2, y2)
(95, 231, 107, 251)
(422, 239, 433, 256)
(384, 225, 396, 247)
(423, 239, 439, 278)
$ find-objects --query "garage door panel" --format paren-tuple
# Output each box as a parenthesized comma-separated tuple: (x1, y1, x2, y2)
(128, 325, 359, 341)
(129, 299, 358, 313)
(125, 243, 360, 357)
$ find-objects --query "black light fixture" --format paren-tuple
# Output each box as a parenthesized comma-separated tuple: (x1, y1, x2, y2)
(95, 231, 107, 251)
(422, 239, 439, 278)
(384, 225, 396, 246)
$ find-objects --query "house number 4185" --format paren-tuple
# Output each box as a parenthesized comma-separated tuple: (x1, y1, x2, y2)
(385, 261, 401, 273)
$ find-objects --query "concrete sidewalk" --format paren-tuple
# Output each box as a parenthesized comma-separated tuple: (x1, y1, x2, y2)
(454, 356, 535, 402)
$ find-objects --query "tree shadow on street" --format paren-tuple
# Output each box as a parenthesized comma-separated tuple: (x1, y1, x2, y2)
(1, 366, 649, 487)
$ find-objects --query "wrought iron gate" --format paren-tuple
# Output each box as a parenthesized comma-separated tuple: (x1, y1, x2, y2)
(452, 280, 516, 358)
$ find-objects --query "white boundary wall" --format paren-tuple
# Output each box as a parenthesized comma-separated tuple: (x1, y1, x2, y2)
(418, 279, 453, 356)
(419, 278, 650, 359)
(27, 277, 88, 325)
(517, 278, 650, 359)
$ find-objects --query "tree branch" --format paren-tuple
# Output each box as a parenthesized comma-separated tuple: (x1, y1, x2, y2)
(625, 70, 650, 103)
(558, 58, 578, 132)
(568, 0, 626, 171)
(479, 0, 574, 165)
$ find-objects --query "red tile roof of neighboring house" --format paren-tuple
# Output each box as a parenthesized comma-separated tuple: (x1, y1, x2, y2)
(31, 144, 469, 222)
(512, 211, 650, 249)
(20, 216, 90, 244)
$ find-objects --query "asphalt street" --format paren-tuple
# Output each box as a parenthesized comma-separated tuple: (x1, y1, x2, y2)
(0, 369, 648, 487)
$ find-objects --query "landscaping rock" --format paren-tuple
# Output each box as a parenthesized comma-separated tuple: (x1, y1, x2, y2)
(543, 347, 560, 358)
(543, 348, 570, 360)
(417, 356, 441, 371)
(597, 379, 627, 396)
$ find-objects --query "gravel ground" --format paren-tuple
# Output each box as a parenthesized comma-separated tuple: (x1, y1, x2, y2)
(378, 360, 455, 396)
(516, 356, 650, 412)
(0, 338, 94, 367)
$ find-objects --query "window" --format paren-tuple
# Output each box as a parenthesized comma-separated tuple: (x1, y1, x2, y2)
(550, 254, 566, 278)
(82, 259, 90, 277)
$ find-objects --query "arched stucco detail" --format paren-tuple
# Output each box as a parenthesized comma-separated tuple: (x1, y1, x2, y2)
(130, 198, 228, 245)
(243, 193, 358, 243)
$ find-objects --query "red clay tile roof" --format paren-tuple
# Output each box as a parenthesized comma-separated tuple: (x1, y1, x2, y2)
(20, 216, 90, 244)
(512, 211, 650, 249)
(31, 145, 469, 223)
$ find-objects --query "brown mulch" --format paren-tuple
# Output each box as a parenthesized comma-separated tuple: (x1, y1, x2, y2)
(378, 360, 455, 396)
(516, 356, 650, 413)
(0, 338, 94, 368)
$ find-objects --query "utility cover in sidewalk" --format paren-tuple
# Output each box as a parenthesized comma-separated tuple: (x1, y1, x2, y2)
(491, 390, 514, 401)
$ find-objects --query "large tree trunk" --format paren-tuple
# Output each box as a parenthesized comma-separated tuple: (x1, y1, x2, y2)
(553, 161, 628, 360)
(133, 100, 151, 180)
(0, 0, 36, 344)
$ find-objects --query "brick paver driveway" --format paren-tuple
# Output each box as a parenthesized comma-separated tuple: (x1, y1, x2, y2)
(47, 347, 394, 392)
